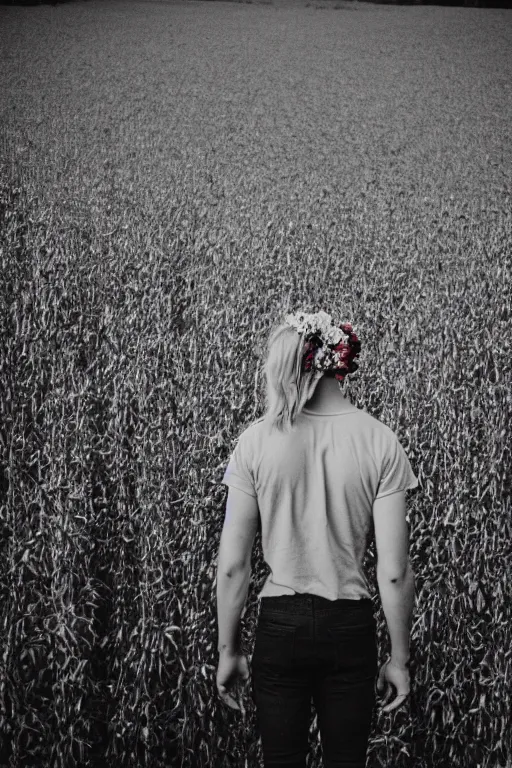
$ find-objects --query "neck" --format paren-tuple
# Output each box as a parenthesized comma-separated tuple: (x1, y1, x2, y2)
(304, 375, 353, 413)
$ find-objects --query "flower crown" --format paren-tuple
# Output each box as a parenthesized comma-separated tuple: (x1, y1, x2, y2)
(284, 310, 361, 382)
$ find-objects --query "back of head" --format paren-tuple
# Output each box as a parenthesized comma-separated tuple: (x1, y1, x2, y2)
(263, 310, 361, 434)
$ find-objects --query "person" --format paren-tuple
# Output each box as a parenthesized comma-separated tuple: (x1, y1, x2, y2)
(216, 310, 418, 768)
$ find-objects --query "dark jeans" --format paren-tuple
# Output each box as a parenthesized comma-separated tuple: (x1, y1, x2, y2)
(250, 593, 378, 768)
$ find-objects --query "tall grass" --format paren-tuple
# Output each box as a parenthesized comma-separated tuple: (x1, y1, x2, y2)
(1, 1, 511, 766)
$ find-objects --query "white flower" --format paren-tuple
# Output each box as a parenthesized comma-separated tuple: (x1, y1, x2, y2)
(285, 310, 349, 347)
(324, 327, 344, 345)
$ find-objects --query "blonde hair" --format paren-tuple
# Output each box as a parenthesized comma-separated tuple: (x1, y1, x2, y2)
(262, 321, 331, 434)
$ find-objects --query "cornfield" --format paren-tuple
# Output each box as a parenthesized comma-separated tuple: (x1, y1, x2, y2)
(1, 1, 511, 767)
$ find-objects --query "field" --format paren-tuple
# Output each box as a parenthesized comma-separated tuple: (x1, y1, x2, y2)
(1, 0, 511, 766)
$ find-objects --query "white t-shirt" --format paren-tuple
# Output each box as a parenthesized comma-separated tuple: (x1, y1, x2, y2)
(221, 405, 419, 602)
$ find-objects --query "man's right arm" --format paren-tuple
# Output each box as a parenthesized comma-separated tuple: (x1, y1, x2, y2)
(373, 490, 415, 666)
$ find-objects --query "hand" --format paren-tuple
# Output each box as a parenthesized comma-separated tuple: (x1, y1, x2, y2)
(376, 657, 411, 713)
(216, 651, 250, 713)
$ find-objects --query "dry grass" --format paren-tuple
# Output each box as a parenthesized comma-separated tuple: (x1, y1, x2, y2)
(1, 1, 511, 766)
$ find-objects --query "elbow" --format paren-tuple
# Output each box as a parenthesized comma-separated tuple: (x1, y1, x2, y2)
(218, 559, 249, 577)
(377, 559, 412, 583)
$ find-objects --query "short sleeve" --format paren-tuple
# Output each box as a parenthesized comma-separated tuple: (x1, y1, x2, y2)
(375, 434, 419, 499)
(221, 432, 257, 498)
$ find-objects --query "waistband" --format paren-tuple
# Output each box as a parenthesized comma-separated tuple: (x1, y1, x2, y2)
(260, 593, 373, 615)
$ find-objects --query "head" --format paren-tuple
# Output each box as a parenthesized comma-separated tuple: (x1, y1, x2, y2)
(262, 313, 359, 434)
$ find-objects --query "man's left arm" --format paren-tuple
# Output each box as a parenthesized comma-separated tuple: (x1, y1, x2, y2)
(216, 485, 259, 654)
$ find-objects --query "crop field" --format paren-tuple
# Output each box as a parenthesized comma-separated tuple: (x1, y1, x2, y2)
(1, 0, 511, 766)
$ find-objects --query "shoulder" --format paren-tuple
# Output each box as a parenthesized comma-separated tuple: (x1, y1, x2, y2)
(353, 409, 400, 447)
(231, 417, 266, 448)
(352, 407, 388, 431)
(244, 417, 267, 442)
